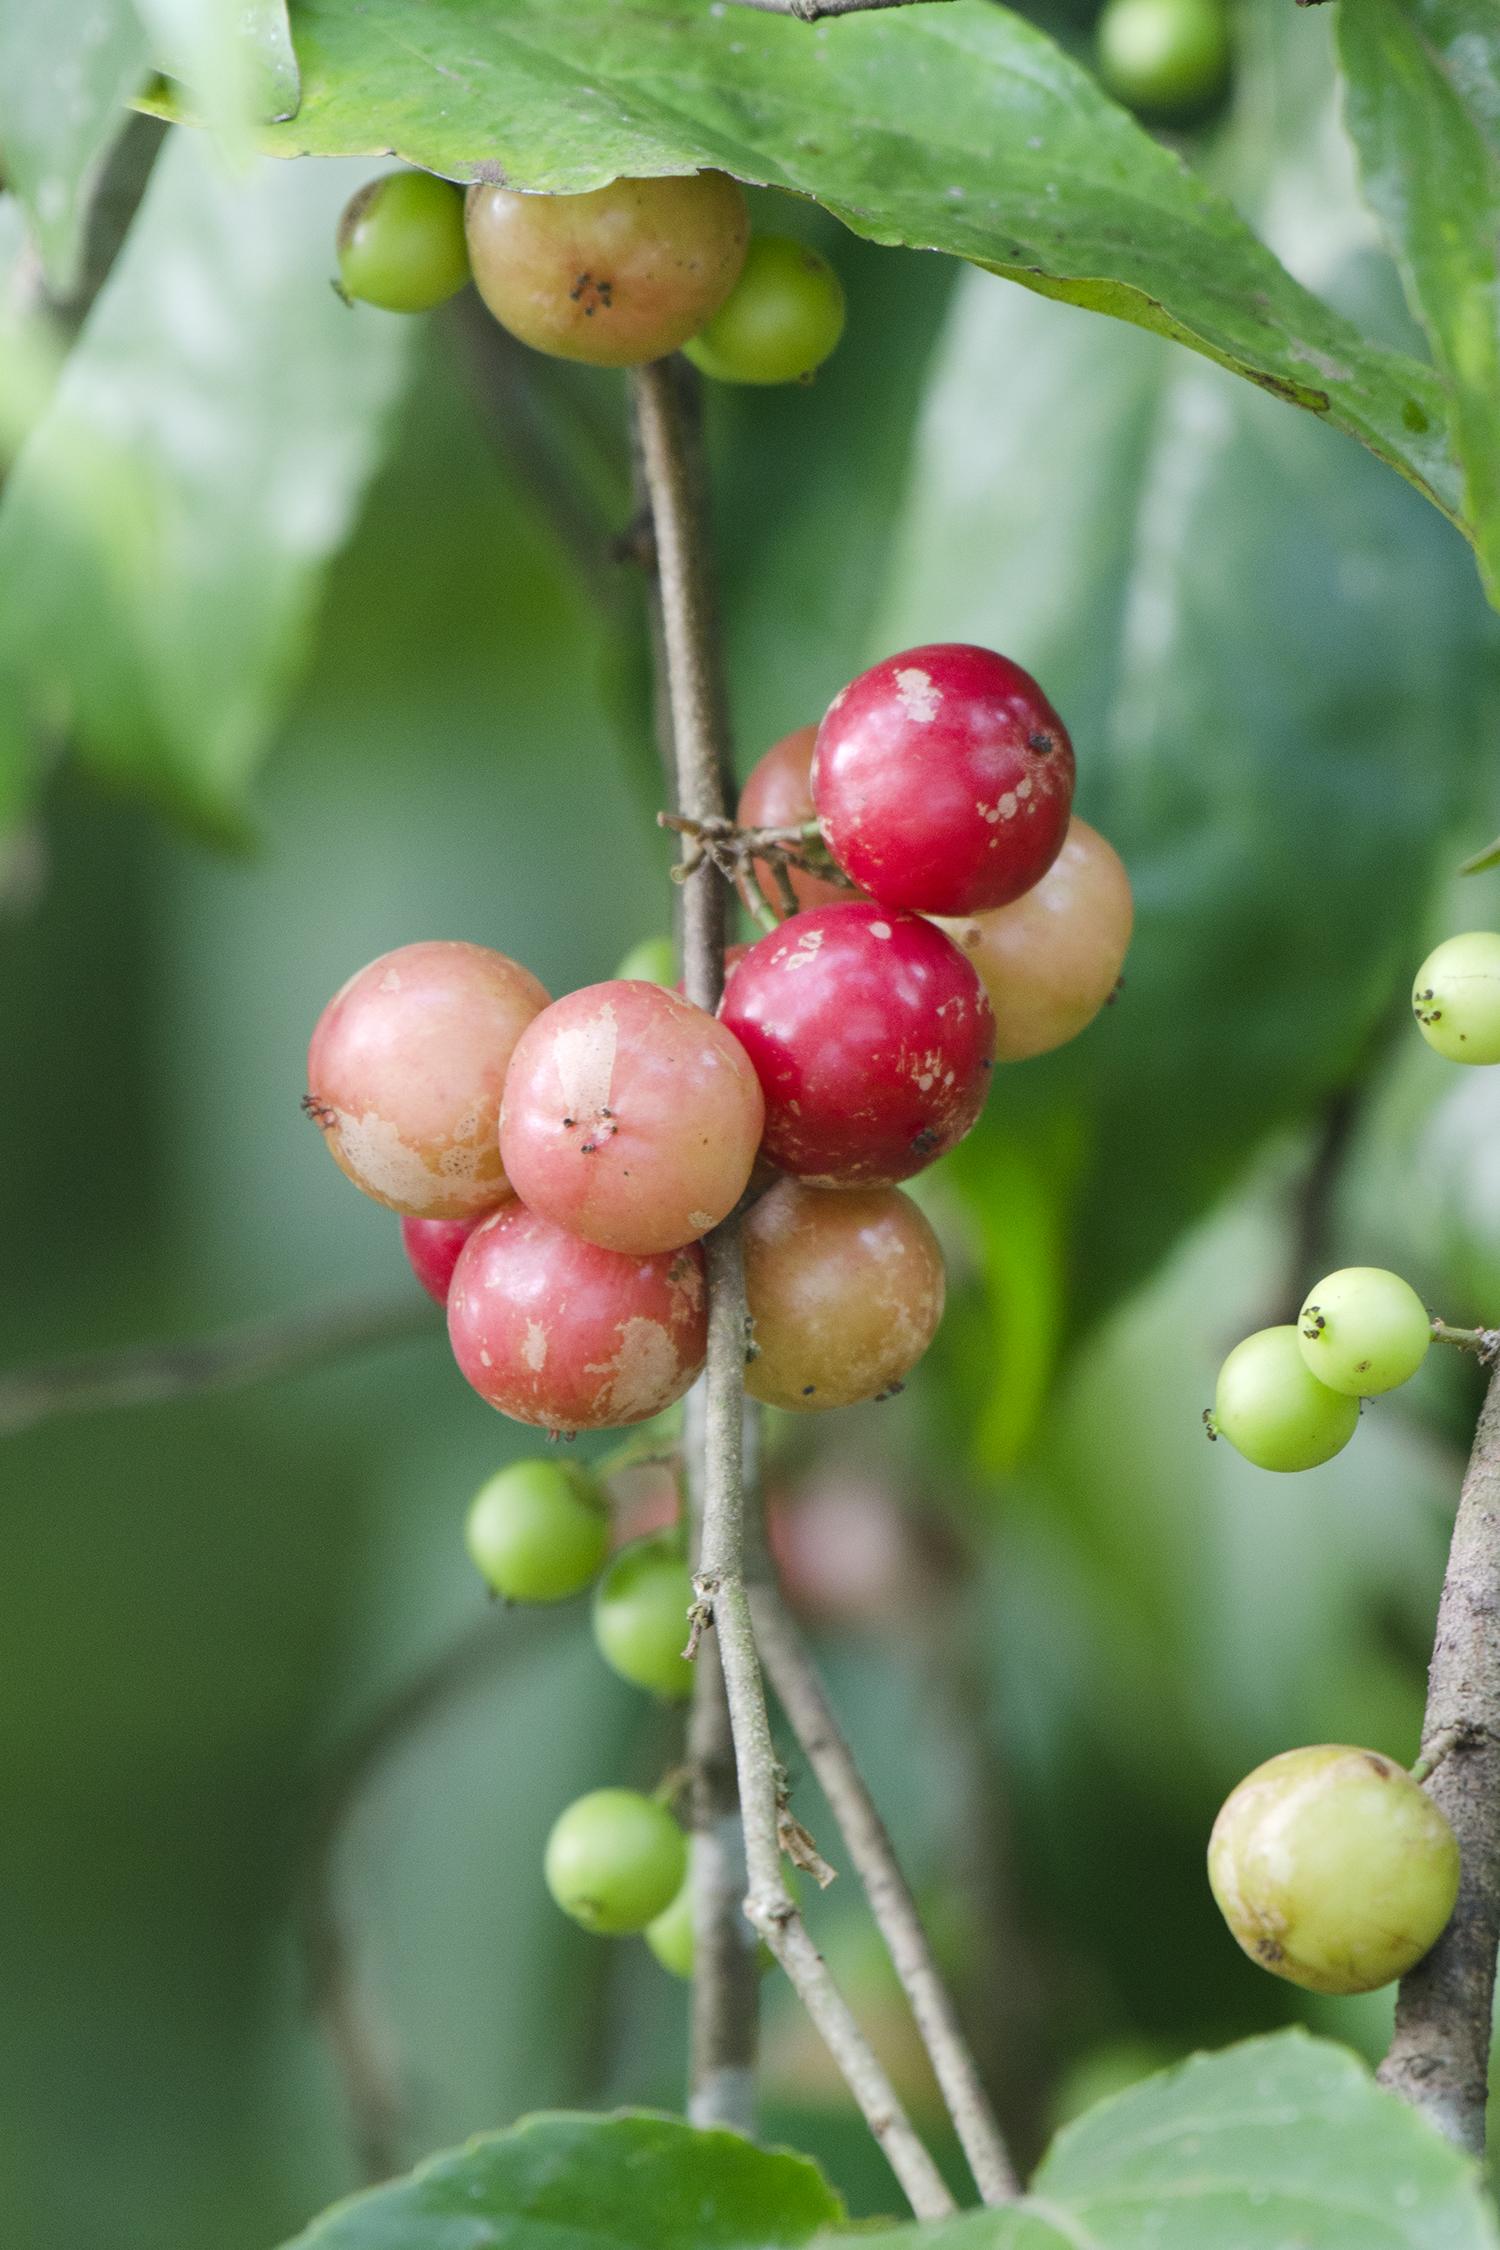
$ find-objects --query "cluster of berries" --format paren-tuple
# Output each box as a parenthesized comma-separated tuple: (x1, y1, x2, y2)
(335, 165, 846, 388)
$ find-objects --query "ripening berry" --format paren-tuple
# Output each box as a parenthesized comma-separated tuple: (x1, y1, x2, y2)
(306, 941, 549, 1218)
(1208, 1745, 1459, 1994)
(336, 170, 471, 311)
(544, 1788, 687, 1934)
(465, 173, 749, 367)
(400, 1215, 478, 1305)
(498, 981, 765, 1254)
(1097, 0, 1231, 120)
(1296, 1267, 1431, 1397)
(935, 819, 1133, 1062)
(1412, 933, 1500, 1065)
(592, 1533, 695, 1701)
(812, 644, 1076, 916)
(684, 234, 846, 386)
(448, 1205, 706, 1432)
(464, 1460, 610, 1603)
(612, 936, 677, 988)
(737, 726, 857, 912)
(743, 1180, 945, 1411)
(1210, 1326, 1360, 1472)
(719, 904, 993, 1186)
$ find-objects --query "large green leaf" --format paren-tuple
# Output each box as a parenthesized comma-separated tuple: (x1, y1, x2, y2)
(139, 0, 300, 147)
(1338, 0, 1500, 606)
(278, 2111, 844, 2249)
(0, 0, 149, 291)
(229, 0, 1463, 540)
(844, 2033, 1500, 2249)
(0, 128, 411, 837)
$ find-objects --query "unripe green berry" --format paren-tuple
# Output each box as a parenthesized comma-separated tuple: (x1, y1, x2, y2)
(684, 235, 846, 387)
(544, 1787, 687, 1934)
(1210, 1326, 1360, 1472)
(1208, 1745, 1459, 1995)
(645, 1864, 777, 1980)
(1296, 1267, 1431, 1397)
(464, 1460, 609, 1603)
(612, 936, 677, 987)
(336, 171, 470, 312)
(1096, 0, 1230, 120)
(1413, 932, 1500, 1065)
(592, 1533, 695, 1700)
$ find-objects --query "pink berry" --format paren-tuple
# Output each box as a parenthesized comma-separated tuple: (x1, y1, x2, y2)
(447, 1204, 707, 1432)
(400, 1215, 477, 1304)
(738, 726, 856, 912)
(306, 941, 549, 1218)
(719, 903, 993, 1186)
(498, 981, 765, 1254)
(812, 643, 1075, 915)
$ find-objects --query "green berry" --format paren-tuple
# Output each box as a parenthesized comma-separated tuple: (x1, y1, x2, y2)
(544, 1787, 687, 1935)
(613, 936, 678, 988)
(336, 171, 470, 313)
(1208, 1744, 1460, 1995)
(593, 1533, 696, 1700)
(645, 1874, 697, 1980)
(1210, 1326, 1360, 1472)
(1413, 932, 1500, 1065)
(1096, 0, 1230, 120)
(684, 235, 846, 387)
(464, 1460, 609, 1603)
(1296, 1267, 1431, 1397)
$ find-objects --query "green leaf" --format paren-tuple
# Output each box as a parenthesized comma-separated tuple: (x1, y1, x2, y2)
(842, 2032, 1500, 2249)
(0, 128, 410, 837)
(1460, 834, 1500, 875)
(277, 2110, 844, 2250)
(0, 0, 149, 291)
(241, 0, 1461, 538)
(1338, 0, 1500, 606)
(138, 0, 301, 146)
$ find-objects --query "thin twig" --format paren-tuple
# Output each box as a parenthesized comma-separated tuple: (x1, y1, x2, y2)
(0, 1296, 434, 1440)
(630, 356, 954, 2221)
(1379, 1364, 1500, 2153)
(727, 0, 953, 18)
(751, 1581, 1019, 2203)
(1430, 1319, 1500, 1365)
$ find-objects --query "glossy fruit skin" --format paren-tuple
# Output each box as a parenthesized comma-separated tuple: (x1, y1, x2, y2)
(592, 1533, 695, 1700)
(307, 941, 549, 1218)
(737, 726, 856, 912)
(1208, 1745, 1459, 1995)
(499, 981, 765, 1254)
(1211, 1326, 1360, 1472)
(684, 234, 846, 386)
(1097, 0, 1230, 120)
(448, 1205, 706, 1432)
(1296, 1267, 1431, 1398)
(935, 819, 1133, 1062)
(812, 644, 1076, 916)
(337, 170, 471, 311)
(465, 173, 749, 367)
(612, 936, 677, 988)
(719, 904, 994, 1186)
(1413, 932, 1500, 1064)
(464, 1460, 609, 1602)
(743, 1180, 945, 1411)
(544, 1788, 687, 1935)
(400, 1215, 478, 1305)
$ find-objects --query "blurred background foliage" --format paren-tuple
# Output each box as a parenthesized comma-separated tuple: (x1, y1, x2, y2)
(2, 3, 1500, 2246)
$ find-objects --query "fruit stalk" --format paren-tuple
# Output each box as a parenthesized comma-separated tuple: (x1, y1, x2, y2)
(1379, 1363, 1500, 2152)
(630, 357, 954, 2217)
(728, 0, 953, 17)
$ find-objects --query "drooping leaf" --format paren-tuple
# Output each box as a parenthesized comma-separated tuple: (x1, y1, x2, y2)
(841, 2032, 1500, 2249)
(0, 128, 411, 837)
(1338, 0, 1500, 606)
(277, 2110, 844, 2250)
(138, 0, 300, 146)
(208, 0, 1464, 540)
(0, 0, 149, 291)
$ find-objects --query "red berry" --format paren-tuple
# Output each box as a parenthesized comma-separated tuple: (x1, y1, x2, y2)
(498, 981, 765, 1254)
(447, 1204, 706, 1433)
(306, 940, 549, 1218)
(719, 904, 993, 1186)
(812, 644, 1075, 915)
(737, 726, 855, 912)
(400, 1215, 477, 1304)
